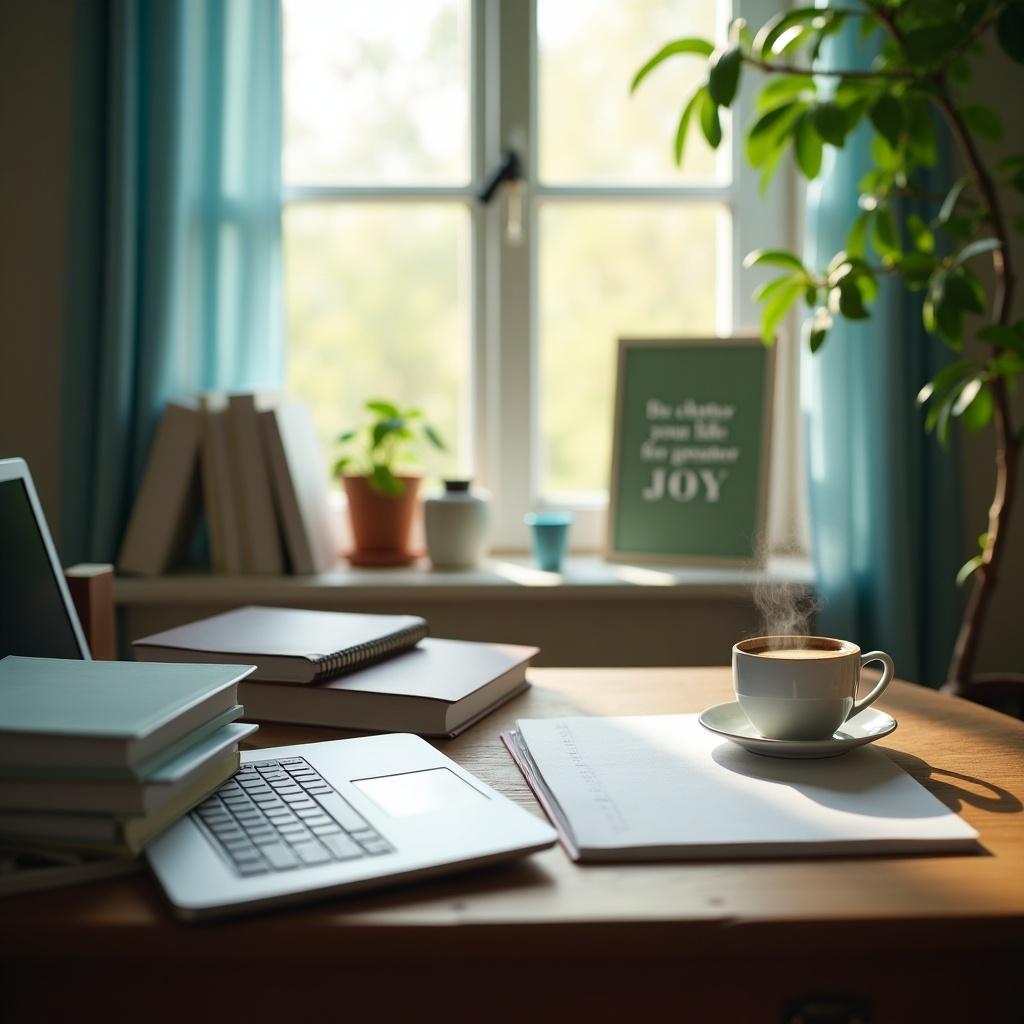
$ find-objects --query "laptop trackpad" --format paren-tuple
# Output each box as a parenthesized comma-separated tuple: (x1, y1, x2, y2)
(353, 767, 486, 818)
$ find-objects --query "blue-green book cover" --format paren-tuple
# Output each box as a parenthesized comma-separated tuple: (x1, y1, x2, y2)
(0, 657, 253, 739)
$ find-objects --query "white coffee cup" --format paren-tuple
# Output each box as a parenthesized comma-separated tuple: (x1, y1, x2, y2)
(732, 636, 895, 741)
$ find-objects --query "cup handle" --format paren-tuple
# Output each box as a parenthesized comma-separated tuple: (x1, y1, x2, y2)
(850, 651, 895, 719)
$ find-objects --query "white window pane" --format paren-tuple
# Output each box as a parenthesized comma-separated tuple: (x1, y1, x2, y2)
(283, 0, 471, 186)
(538, 0, 729, 185)
(284, 203, 470, 479)
(539, 202, 728, 496)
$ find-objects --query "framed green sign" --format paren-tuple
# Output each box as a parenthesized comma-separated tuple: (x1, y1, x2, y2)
(606, 337, 775, 567)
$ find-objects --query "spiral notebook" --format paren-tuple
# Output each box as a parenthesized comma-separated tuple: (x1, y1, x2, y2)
(133, 606, 428, 685)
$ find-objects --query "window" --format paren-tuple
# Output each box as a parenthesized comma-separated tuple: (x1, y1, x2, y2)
(282, 0, 793, 551)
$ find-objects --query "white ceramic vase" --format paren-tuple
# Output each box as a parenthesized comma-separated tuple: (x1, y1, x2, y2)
(424, 480, 489, 569)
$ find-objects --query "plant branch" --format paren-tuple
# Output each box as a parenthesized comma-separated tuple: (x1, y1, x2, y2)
(740, 55, 912, 80)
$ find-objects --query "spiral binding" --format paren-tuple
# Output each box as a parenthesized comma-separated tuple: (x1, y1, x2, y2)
(313, 621, 429, 681)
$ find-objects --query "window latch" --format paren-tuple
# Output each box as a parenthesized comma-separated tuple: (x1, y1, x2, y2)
(479, 150, 524, 244)
(478, 150, 522, 204)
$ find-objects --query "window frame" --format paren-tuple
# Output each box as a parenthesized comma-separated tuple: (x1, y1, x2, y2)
(282, 0, 802, 555)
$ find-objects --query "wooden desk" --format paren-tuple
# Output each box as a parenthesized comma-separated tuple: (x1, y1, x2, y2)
(2, 669, 1022, 1022)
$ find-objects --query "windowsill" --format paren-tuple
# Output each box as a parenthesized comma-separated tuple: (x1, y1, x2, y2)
(114, 554, 814, 605)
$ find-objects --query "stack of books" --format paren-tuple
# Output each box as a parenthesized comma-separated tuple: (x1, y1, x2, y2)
(117, 394, 338, 577)
(0, 656, 257, 858)
(134, 606, 537, 737)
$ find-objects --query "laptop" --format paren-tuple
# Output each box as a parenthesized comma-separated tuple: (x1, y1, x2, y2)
(0, 458, 91, 661)
(0, 457, 556, 920)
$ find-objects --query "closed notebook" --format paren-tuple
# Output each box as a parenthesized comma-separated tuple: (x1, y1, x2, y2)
(133, 606, 429, 685)
(240, 637, 537, 736)
(0, 748, 243, 854)
(0, 657, 254, 770)
(0, 723, 257, 814)
(504, 715, 980, 862)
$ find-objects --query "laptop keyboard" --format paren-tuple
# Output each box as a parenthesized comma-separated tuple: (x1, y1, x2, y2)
(192, 757, 393, 877)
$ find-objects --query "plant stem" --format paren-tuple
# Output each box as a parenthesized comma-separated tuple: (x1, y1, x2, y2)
(930, 80, 1020, 694)
(740, 56, 911, 80)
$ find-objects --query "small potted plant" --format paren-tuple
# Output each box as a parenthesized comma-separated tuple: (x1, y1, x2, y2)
(333, 399, 445, 566)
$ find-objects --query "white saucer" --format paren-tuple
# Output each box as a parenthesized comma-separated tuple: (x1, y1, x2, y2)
(697, 702, 897, 759)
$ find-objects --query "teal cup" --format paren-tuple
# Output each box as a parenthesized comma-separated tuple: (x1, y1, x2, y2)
(525, 511, 573, 572)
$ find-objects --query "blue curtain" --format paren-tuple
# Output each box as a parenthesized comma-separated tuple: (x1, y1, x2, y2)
(61, 0, 283, 563)
(804, 25, 963, 685)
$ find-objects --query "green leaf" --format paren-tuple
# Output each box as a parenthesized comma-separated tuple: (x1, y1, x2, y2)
(812, 101, 847, 146)
(906, 214, 934, 254)
(872, 206, 900, 260)
(916, 359, 975, 407)
(952, 376, 983, 417)
(956, 555, 984, 587)
(935, 395, 955, 446)
(957, 380, 994, 431)
(673, 89, 702, 166)
(708, 46, 742, 108)
(837, 278, 869, 320)
(954, 238, 1002, 267)
(332, 456, 350, 477)
(753, 275, 803, 304)
(793, 111, 823, 179)
(950, 56, 973, 85)
(992, 351, 1024, 377)
(335, 429, 357, 444)
(365, 399, 399, 419)
(961, 104, 1003, 143)
(760, 280, 804, 344)
(746, 101, 805, 167)
(698, 89, 722, 148)
(945, 273, 986, 315)
(978, 324, 1024, 354)
(809, 325, 828, 352)
(754, 7, 830, 59)
(897, 252, 935, 289)
(902, 24, 962, 66)
(869, 95, 903, 149)
(906, 100, 937, 168)
(371, 417, 405, 448)
(756, 75, 815, 113)
(369, 464, 405, 497)
(631, 38, 715, 93)
(936, 293, 965, 348)
(938, 180, 968, 225)
(743, 249, 806, 273)
(847, 210, 871, 258)
(997, 2, 1024, 65)
(758, 143, 788, 195)
(423, 423, 446, 450)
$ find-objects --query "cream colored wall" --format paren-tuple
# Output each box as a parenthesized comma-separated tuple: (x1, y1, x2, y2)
(0, 2, 75, 535)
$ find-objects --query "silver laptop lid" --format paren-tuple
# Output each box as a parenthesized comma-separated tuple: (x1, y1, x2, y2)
(0, 457, 91, 660)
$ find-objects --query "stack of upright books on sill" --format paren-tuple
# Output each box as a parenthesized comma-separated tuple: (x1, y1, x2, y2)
(116, 394, 338, 578)
(0, 656, 257, 859)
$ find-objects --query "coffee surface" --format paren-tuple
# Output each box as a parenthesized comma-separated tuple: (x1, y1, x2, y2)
(754, 648, 848, 660)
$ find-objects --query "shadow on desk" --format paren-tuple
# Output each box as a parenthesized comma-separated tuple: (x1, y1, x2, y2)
(883, 748, 1023, 816)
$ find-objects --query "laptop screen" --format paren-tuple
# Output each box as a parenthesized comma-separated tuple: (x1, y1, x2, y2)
(0, 478, 85, 659)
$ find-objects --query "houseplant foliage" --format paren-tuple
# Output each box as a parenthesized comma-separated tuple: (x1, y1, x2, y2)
(633, 0, 1024, 697)
(333, 399, 445, 497)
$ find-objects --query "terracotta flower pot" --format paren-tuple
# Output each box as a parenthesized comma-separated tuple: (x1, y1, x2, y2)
(342, 475, 421, 567)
